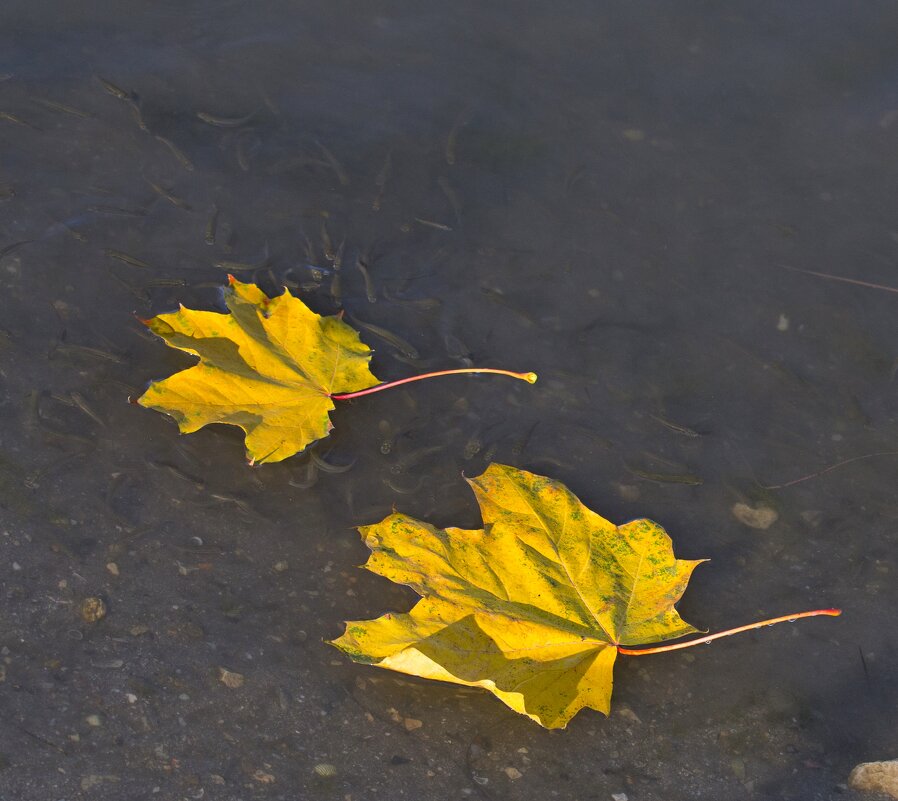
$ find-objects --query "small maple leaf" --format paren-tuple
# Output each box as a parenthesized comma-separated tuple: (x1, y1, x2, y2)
(137, 276, 380, 464)
(136, 278, 536, 464)
(332, 463, 705, 728)
(332, 464, 841, 729)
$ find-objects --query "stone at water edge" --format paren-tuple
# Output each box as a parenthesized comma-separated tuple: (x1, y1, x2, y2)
(849, 760, 898, 799)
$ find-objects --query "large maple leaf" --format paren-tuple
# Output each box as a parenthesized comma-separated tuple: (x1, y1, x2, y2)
(332, 463, 705, 728)
(332, 463, 840, 728)
(137, 277, 380, 464)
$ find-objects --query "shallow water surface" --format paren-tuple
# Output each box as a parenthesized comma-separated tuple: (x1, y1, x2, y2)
(1, 2, 896, 799)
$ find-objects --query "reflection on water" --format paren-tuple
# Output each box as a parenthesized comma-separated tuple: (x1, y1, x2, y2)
(1, 2, 896, 798)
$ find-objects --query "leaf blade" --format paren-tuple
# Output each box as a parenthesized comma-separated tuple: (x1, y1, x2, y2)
(137, 278, 379, 463)
(334, 463, 704, 727)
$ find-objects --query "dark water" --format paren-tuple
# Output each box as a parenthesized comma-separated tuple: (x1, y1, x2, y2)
(2, 2, 896, 799)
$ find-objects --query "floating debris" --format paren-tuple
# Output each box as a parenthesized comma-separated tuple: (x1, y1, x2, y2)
(648, 414, 701, 438)
(31, 97, 92, 118)
(0, 240, 33, 265)
(0, 111, 40, 130)
(145, 178, 191, 210)
(414, 217, 452, 232)
(105, 249, 152, 270)
(196, 109, 258, 127)
(348, 315, 419, 359)
(356, 255, 377, 303)
(95, 76, 136, 102)
(155, 135, 194, 171)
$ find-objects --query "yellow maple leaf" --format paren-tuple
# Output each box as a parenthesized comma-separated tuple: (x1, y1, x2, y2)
(332, 462, 705, 728)
(137, 276, 380, 464)
(137, 278, 537, 464)
(333, 463, 840, 728)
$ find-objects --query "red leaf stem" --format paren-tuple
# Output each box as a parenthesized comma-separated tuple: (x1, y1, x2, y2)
(330, 368, 537, 400)
(617, 608, 841, 656)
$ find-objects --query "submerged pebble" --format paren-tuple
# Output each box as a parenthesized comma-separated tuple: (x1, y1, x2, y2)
(849, 760, 898, 799)
(79, 597, 107, 623)
(731, 502, 778, 530)
(218, 667, 244, 689)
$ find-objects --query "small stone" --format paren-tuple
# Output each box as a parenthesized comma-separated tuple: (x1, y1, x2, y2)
(125, 693, 137, 704)
(273, 561, 288, 572)
(504, 767, 522, 780)
(403, 718, 423, 731)
(130, 625, 150, 636)
(777, 314, 790, 332)
(849, 760, 898, 799)
(106, 562, 119, 576)
(79, 597, 107, 623)
(616, 704, 642, 724)
(732, 502, 778, 530)
(218, 667, 244, 689)
(612, 794, 629, 801)
(85, 714, 102, 727)
(253, 770, 275, 783)
(313, 763, 337, 778)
